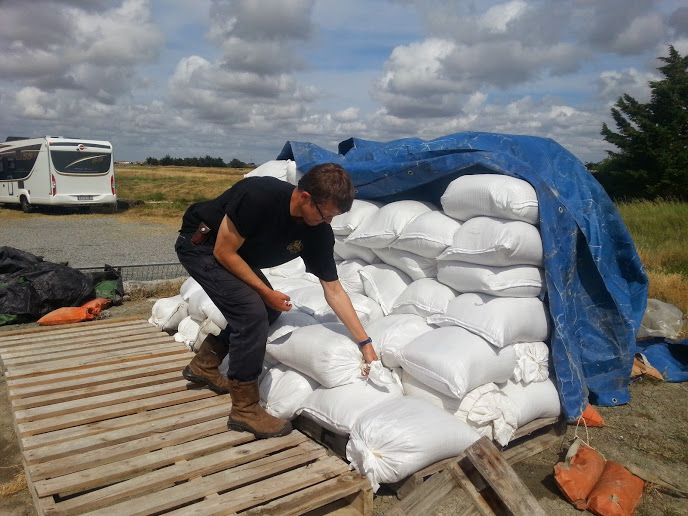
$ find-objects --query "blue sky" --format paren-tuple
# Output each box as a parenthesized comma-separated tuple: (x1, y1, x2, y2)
(1, 0, 686, 165)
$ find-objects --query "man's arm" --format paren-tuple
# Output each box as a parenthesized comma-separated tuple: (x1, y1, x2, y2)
(320, 279, 378, 363)
(214, 215, 292, 312)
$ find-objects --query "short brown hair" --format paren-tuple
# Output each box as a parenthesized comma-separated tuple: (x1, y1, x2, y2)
(298, 163, 354, 213)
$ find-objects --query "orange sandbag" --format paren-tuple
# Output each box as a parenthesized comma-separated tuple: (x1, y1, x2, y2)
(37, 307, 96, 326)
(554, 439, 607, 509)
(578, 404, 605, 427)
(587, 461, 645, 516)
(81, 297, 111, 315)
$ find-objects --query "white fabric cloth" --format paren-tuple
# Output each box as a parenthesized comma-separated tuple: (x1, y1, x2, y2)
(512, 342, 550, 384)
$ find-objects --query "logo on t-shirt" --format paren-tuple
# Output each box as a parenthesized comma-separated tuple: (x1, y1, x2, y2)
(287, 240, 303, 254)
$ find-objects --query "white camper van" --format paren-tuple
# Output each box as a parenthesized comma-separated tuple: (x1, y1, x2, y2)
(0, 136, 117, 212)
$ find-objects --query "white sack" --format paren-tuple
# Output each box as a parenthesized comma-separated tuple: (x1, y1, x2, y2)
(391, 278, 456, 318)
(186, 288, 227, 331)
(374, 247, 438, 280)
(267, 310, 318, 343)
(495, 379, 561, 445)
(269, 257, 306, 277)
(359, 264, 411, 315)
(337, 259, 367, 295)
(441, 174, 539, 224)
(331, 199, 382, 236)
(438, 216, 543, 267)
(288, 285, 383, 324)
(400, 368, 461, 413)
(346, 397, 480, 491)
(243, 159, 289, 180)
(512, 342, 550, 384)
(173, 316, 204, 351)
(334, 235, 380, 263)
(269, 276, 319, 295)
(286, 160, 299, 185)
(300, 379, 403, 435)
(266, 323, 364, 388)
(259, 364, 319, 420)
(427, 293, 550, 348)
(346, 200, 434, 249)
(398, 326, 517, 399)
(180, 276, 203, 301)
(365, 314, 434, 368)
(392, 211, 461, 258)
(148, 295, 188, 331)
(437, 261, 545, 297)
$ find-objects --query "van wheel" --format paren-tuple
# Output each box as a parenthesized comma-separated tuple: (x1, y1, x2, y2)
(19, 196, 32, 213)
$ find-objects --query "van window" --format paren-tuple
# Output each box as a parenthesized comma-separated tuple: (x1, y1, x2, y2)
(50, 151, 112, 174)
(0, 144, 40, 180)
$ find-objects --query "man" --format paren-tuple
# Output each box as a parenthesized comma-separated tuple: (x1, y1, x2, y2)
(175, 163, 378, 439)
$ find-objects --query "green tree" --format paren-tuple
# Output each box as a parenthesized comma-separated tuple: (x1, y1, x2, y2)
(592, 46, 688, 200)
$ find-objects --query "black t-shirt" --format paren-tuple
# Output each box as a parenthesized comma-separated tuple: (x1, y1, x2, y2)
(180, 176, 337, 281)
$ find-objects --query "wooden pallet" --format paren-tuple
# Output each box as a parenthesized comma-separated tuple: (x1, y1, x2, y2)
(0, 318, 372, 516)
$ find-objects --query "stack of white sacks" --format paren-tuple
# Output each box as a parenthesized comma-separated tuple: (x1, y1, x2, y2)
(149, 172, 561, 491)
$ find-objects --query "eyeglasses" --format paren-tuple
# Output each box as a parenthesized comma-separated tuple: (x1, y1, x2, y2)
(312, 199, 327, 221)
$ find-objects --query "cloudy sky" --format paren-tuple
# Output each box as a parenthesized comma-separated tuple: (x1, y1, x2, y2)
(1, 0, 686, 165)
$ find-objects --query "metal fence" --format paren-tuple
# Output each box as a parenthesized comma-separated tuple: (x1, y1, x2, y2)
(78, 262, 187, 282)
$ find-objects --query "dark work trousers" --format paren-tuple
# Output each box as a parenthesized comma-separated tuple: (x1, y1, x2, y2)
(175, 233, 281, 382)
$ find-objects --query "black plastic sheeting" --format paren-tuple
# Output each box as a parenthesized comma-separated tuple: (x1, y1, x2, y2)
(0, 246, 95, 325)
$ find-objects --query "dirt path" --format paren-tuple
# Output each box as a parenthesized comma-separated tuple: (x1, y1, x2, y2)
(1, 300, 687, 515)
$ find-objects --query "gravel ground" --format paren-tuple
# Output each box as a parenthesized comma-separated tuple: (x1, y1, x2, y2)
(0, 211, 180, 268)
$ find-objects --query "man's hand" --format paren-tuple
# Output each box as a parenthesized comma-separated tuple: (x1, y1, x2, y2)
(360, 343, 378, 364)
(261, 289, 293, 312)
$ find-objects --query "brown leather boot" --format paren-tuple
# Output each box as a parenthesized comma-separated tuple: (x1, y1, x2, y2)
(182, 335, 231, 394)
(227, 379, 292, 439)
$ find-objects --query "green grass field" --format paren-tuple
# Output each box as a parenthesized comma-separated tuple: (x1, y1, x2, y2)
(114, 165, 688, 315)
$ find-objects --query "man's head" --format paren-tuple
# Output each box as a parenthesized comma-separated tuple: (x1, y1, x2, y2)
(296, 163, 354, 225)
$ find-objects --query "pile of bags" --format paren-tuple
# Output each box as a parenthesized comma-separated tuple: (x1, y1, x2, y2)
(150, 173, 562, 490)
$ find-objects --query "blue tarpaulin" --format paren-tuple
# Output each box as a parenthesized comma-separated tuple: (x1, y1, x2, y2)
(277, 131, 649, 421)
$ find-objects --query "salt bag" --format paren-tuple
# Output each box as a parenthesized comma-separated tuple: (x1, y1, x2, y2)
(288, 284, 383, 324)
(180, 276, 203, 301)
(331, 199, 382, 236)
(299, 378, 403, 435)
(148, 295, 188, 331)
(392, 211, 461, 258)
(438, 216, 543, 267)
(259, 364, 319, 420)
(495, 379, 561, 445)
(364, 313, 434, 368)
(441, 174, 539, 224)
(346, 200, 434, 249)
(267, 309, 318, 343)
(359, 264, 412, 316)
(398, 326, 517, 399)
(427, 293, 550, 348)
(346, 396, 480, 491)
(391, 278, 456, 318)
(436, 261, 545, 298)
(336, 259, 367, 295)
(374, 247, 438, 281)
(334, 235, 380, 264)
(266, 322, 364, 388)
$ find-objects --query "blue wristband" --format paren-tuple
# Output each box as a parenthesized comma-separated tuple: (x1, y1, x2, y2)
(357, 337, 372, 348)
